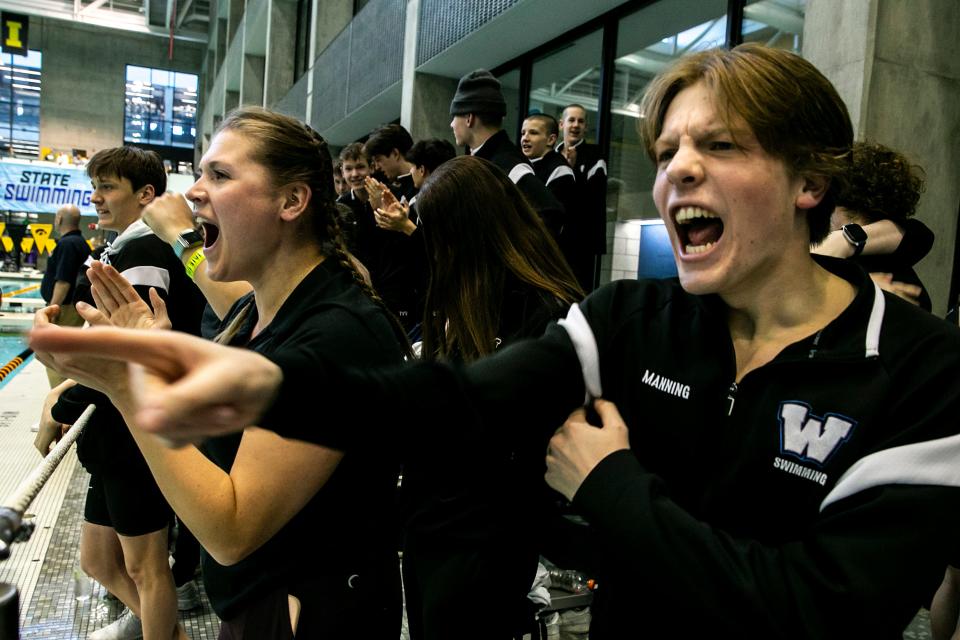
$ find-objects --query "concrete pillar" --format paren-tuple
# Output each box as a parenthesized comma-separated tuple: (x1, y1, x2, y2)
(306, 0, 352, 124)
(311, 0, 352, 54)
(804, 0, 960, 315)
(407, 72, 459, 147)
(216, 17, 228, 72)
(400, 0, 420, 131)
(265, 0, 297, 107)
(225, 90, 240, 113)
(242, 54, 266, 105)
(228, 0, 245, 46)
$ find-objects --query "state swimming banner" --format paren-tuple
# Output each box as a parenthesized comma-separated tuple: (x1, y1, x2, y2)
(0, 161, 95, 215)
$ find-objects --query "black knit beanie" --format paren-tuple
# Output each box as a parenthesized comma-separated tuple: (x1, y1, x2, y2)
(449, 69, 507, 117)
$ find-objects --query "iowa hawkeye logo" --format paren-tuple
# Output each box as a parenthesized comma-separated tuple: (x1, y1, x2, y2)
(773, 401, 856, 486)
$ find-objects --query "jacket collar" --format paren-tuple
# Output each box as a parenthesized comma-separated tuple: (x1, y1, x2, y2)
(697, 255, 885, 362)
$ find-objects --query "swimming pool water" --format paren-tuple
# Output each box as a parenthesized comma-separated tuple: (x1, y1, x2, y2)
(0, 279, 43, 299)
(0, 333, 29, 364)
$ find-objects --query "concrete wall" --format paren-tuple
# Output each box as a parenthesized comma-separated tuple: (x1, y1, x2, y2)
(36, 17, 204, 156)
(805, 0, 960, 315)
(408, 72, 459, 146)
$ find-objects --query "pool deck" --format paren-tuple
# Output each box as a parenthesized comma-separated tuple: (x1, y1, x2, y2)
(1, 311, 34, 333)
(0, 359, 223, 638)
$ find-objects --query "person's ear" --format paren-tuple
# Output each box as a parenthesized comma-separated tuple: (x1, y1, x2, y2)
(280, 183, 311, 221)
(547, 133, 558, 147)
(466, 114, 476, 129)
(796, 174, 829, 211)
(138, 184, 156, 206)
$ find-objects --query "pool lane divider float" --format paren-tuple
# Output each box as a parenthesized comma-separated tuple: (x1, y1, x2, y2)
(0, 348, 32, 383)
(3, 284, 41, 297)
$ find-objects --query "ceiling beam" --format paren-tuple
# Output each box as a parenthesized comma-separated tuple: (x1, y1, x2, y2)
(0, 0, 208, 43)
(176, 0, 196, 29)
(79, 0, 110, 15)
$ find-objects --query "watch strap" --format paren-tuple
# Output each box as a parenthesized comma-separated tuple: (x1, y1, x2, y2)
(173, 228, 204, 259)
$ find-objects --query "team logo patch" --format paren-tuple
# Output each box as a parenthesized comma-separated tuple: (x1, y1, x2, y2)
(778, 401, 856, 466)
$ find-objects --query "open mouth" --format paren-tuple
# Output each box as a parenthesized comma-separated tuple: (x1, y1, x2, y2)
(674, 206, 723, 255)
(201, 221, 220, 248)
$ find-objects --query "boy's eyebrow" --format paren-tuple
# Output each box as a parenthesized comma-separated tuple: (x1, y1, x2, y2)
(655, 124, 745, 144)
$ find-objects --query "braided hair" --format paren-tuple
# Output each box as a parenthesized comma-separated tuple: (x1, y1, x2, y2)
(215, 107, 412, 356)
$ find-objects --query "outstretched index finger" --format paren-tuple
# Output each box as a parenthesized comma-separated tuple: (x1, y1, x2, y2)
(29, 326, 191, 380)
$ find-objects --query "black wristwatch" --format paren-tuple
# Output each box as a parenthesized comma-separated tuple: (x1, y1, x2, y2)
(841, 223, 867, 257)
(173, 228, 204, 259)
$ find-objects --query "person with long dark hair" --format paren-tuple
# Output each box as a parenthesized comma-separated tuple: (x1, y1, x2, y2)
(402, 155, 582, 638)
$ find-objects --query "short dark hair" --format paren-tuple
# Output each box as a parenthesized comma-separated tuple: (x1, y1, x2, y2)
(835, 141, 925, 224)
(363, 124, 414, 158)
(86, 146, 166, 196)
(639, 43, 853, 244)
(339, 142, 368, 164)
(561, 104, 587, 121)
(405, 139, 457, 173)
(524, 113, 559, 138)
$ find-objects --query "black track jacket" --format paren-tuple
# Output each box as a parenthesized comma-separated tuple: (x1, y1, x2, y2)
(260, 255, 960, 639)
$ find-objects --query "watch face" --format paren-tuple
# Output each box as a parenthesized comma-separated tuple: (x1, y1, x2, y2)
(178, 230, 204, 247)
(843, 224, 867, 244)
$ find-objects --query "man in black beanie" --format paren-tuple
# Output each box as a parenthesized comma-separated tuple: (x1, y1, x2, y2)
(450, 69, 566, 238)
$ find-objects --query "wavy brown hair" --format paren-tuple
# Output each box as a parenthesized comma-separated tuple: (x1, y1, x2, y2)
(638, 43, 853, 244)
(836, 141, 925, 224)
(416, 155, 583, 362)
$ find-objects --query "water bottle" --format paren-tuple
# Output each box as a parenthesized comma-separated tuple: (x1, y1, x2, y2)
(73, 565, 92, 604)
(548, 568, 592, 594)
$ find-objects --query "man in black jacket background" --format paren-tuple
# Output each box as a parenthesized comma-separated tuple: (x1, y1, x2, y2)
(449, 69, 566, 240)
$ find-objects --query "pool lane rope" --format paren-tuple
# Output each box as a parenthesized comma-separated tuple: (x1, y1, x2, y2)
(3, 284, 40, 298)
(3, 404, 95, 516)
(0, 348, 32, 383)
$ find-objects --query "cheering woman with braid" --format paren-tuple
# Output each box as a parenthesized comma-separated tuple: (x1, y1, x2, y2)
(46, 107, 407, 638)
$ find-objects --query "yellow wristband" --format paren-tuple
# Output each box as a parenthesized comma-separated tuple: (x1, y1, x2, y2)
(184, 248, 206, 281)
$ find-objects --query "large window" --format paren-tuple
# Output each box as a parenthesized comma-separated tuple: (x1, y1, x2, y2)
(0, 49, 41, 159)
(609, 0, 729, 223)
(493, 0, 807, 284)
(496, 68, 521, 144)
(528, 30, 603, 140)
(124, 65, 199, 149)
(742, 0, 806, 53)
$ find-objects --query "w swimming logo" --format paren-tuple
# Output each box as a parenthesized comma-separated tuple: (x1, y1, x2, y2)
(778, 402, 856, 466)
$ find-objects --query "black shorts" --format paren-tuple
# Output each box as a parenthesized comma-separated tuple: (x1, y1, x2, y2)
(218, 586, 295, 640)
(84, 466, 173, 537)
